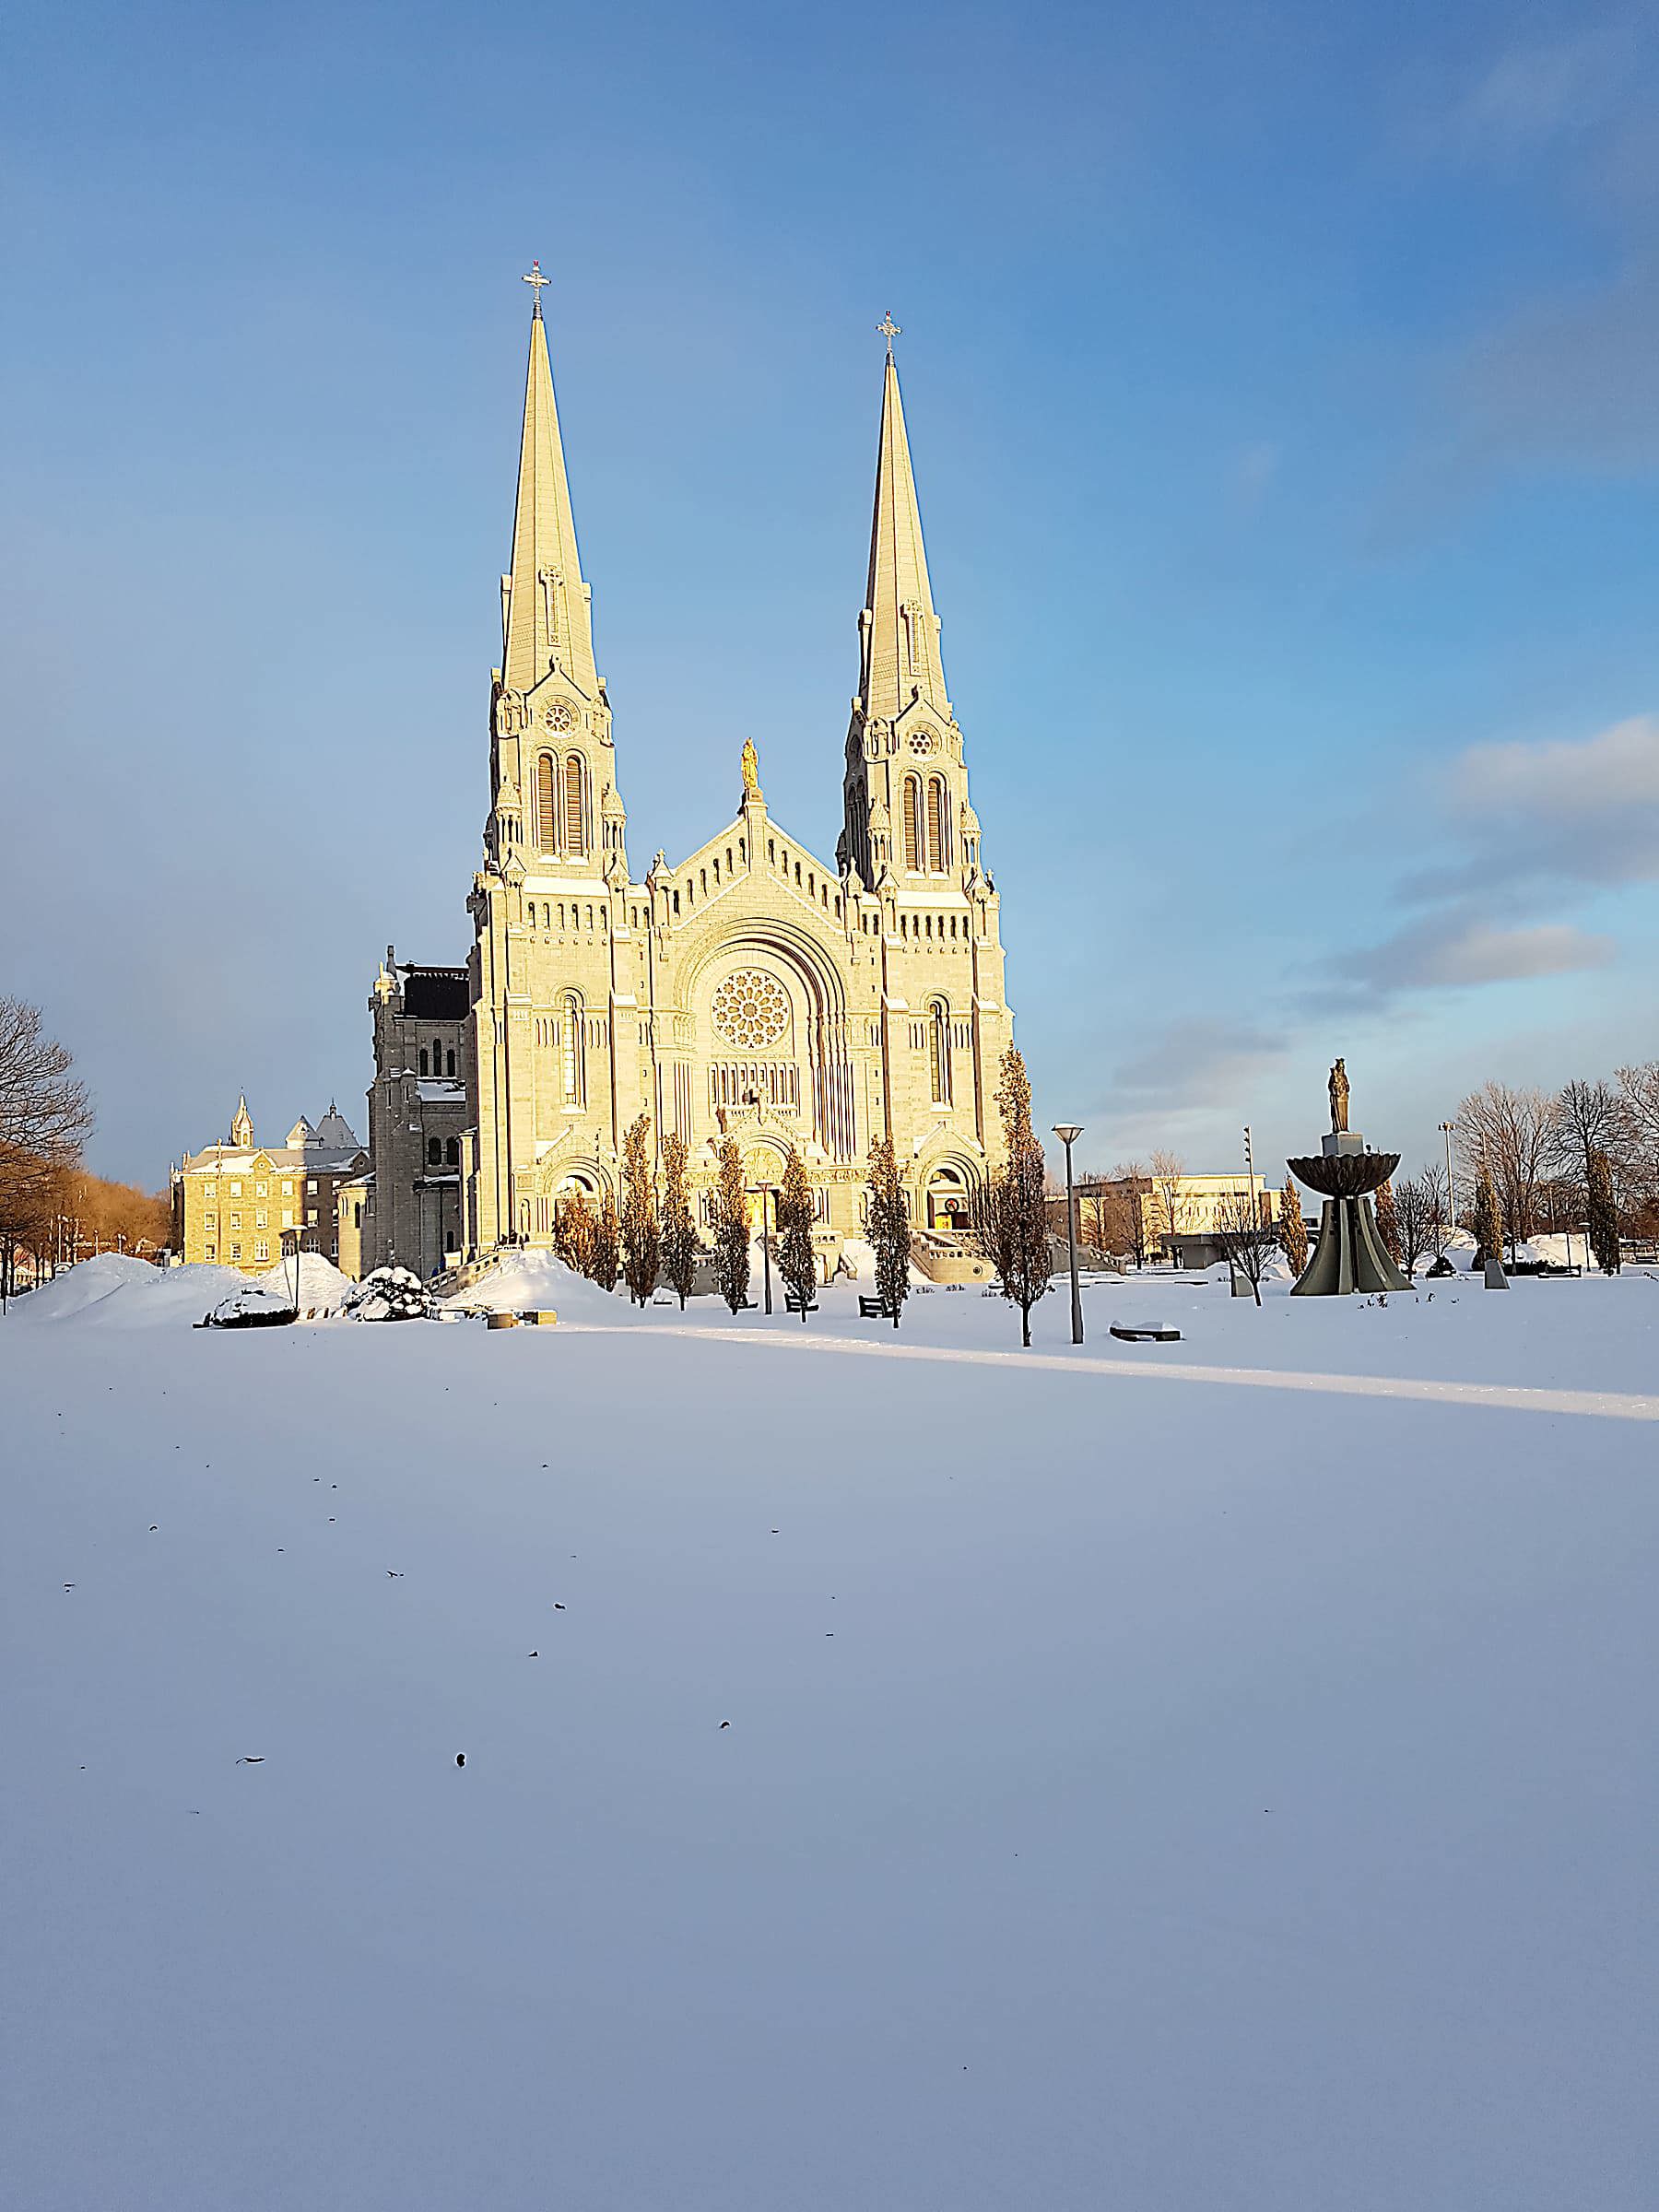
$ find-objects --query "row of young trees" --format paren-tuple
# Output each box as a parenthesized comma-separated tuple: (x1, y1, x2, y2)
(546, 1044, 1059, 1345)
(549, 1115, 920, 1328)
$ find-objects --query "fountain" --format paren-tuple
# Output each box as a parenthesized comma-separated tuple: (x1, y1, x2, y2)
(1286, 1058, 1408, 1297)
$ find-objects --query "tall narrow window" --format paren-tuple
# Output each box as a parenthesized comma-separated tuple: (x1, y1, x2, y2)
(930, 998, 951, 1104)
(926, 778, 947, 871)
(562, 993, 585, 1107)
(446, 1049, 456, 1077)
(902, 776, 922, 871)
(418, 1049, 429, 1076)
(536, 753, 559, 852)
(564, 755, 587, 856)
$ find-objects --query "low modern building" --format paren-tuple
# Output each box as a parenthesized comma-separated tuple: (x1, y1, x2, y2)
(172, 1096, 369, 1274)
(1077, 1171, 1284, 1268)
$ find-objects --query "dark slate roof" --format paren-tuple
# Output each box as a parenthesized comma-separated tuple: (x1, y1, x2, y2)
(402, 966, 470, 1020)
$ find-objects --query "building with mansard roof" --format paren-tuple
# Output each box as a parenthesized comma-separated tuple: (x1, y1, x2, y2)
(363, 278, 1016, 1277)
(172, 1094, 368, 1274)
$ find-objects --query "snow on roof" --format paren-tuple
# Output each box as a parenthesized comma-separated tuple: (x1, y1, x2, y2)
(416, 1079, 465, 1104)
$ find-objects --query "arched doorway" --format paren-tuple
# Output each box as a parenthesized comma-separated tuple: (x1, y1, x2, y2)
(924, 1162, 972, 1232)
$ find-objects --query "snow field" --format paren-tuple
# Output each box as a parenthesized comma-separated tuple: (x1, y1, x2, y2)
(5, 1268, 1659, 2207)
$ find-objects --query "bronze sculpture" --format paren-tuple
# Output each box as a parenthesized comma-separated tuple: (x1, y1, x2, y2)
(1329, 1057, 1349, 1135)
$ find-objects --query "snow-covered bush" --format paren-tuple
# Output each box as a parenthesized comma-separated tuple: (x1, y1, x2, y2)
(340, 1265, 440, 1322)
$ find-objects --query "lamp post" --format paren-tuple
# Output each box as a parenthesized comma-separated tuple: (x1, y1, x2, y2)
(282, 1227, 300, 1315)
(747, 1184, 774, 1315)
(1053, 1124, 1084, 1344)
(1439, 1122, 1455, 1240)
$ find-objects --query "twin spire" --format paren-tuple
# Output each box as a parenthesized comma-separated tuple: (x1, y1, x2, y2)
(500, 272, 948, 734)
(861, 339, 948, 724)
(501, 270, 598, 699)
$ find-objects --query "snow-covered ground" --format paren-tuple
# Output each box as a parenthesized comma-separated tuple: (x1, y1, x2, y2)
(6, 1255, 1659, 2208)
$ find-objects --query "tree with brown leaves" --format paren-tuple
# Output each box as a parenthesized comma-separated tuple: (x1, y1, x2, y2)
(619, 1114, 661, 1305)
(973, 1047, 1052, 1347)
(659, 1132, 700, 1309)
(710, 1137, 751, 1315)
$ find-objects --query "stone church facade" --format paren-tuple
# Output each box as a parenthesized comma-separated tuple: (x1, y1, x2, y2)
(365, 280, 1015, 1275)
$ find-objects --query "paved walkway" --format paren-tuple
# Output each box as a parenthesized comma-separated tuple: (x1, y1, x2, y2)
(574, 1322, 1659, 1425)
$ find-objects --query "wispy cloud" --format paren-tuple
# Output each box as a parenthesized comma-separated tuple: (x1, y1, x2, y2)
(1298, 712, 1653, 1011)
(1406, 713, 1659, 899)
(1347, 911, 1615, 996)
(1112, 1017, 1288, 1106)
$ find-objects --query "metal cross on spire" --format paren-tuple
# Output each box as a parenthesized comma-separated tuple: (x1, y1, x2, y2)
(877, 310, 901, 356)
(523, 261, 550, 315)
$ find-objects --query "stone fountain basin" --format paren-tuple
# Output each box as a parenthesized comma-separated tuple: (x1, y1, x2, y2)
(1287, 1150, 1399, 1199)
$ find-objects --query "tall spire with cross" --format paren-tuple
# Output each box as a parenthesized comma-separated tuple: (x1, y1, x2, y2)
(842, 320, 985, 888)
(501, 264, 598, 699)
(859, 316, 947, 725)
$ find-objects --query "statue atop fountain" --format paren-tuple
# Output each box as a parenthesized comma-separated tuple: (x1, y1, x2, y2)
(1287, 1061, 1406, 1296)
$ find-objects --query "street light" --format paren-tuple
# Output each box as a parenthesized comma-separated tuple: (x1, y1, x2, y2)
(1053, 1124, 1084, 1345)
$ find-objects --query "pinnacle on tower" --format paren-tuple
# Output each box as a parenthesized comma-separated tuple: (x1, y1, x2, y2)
(860, 341, 949, 724)
(501, 269, 598, 700)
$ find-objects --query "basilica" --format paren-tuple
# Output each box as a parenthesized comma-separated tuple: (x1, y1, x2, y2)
(360, 277, 1016, 1279)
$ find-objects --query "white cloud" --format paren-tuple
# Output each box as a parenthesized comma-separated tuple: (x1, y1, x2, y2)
(1449, 713, 1659, 816)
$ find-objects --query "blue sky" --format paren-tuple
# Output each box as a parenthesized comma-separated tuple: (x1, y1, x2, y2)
(2, 0, 1655, 1189)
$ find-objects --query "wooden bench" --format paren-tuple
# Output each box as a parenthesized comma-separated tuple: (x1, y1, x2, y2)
(1110, 1322, 1182, 1343)
(858, 1295, 895, 1320)
(784, 1292, 818, 1316)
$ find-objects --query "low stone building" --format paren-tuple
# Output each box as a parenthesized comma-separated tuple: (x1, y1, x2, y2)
(172, 1097, 368, 1274)
(349, 955, 470, 1279)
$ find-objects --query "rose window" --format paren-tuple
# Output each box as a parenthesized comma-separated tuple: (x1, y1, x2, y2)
(712, 969, 790, 1050)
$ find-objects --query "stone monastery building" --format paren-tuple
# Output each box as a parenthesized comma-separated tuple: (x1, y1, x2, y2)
(363, 278, 1016, 1277)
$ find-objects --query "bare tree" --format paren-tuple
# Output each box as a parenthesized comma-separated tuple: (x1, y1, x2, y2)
(0, 998, 95, 1305)
(1148, 1148, 1184, 1266)
(1215, 1187, 1277, 1307)
(1112, 1159, 1150, 1268)
(1392, 1171, 1439, 1281)
(1618, 1062, 1659, 1156)
(1418, 1161, 1449, 1258)
(1455, 1082, 1557, 1261)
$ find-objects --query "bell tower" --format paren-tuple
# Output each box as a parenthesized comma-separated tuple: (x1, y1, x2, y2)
(485, 263, 628, 888)
(841, 320, 983, 898)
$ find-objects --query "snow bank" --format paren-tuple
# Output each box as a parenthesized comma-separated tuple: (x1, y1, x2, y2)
(442, 1249, 629, 1319)
(7, 1251, 357, 1328)
(6, 1253, 253, 1329)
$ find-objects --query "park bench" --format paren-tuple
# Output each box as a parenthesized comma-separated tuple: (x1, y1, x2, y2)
(858, 1295, 895, 1320)
(1109, 1322, 1182, 1343)
(784, 1291, 818, 1316)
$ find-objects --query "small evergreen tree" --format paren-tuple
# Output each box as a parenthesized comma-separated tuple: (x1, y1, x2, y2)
(972, 1046, 1052, 1347)
(660, 1131, 700, 1308)
(619, 1113, 661, 1305)
(710, 1137, 750, 1314)
(865, 1135, 911, 1328)
(1471, 1164, 1503, 1268)
(592, 1186, 621, 1293)
(1279, 1176, 1309, 1273)
(777, 1147, 818, 1320)
(1374, 1177, 1403, 1265)
(1586, 1147, 1621, 1276)
(555, 1187, 596, 1279)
